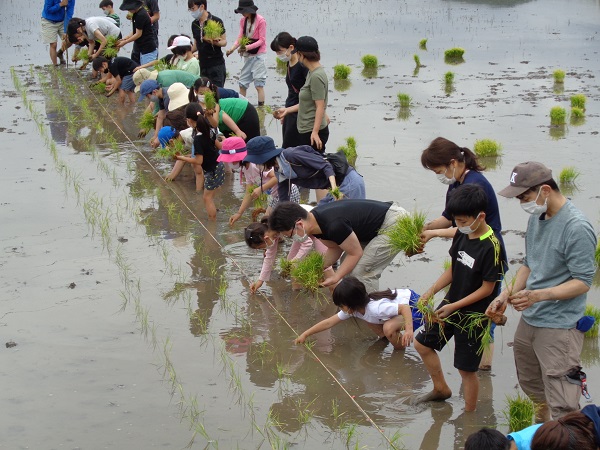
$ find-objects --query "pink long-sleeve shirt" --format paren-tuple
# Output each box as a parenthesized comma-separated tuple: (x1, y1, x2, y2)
(233, 14, 267, 55)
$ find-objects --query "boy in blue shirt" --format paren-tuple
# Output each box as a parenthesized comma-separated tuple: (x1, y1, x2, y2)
(415, 184, 504, 411)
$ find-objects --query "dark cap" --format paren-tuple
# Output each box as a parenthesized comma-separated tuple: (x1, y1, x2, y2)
(498, 161, 553, 198)
(291, 36, 319, 54)
(119, 0, 143, 11)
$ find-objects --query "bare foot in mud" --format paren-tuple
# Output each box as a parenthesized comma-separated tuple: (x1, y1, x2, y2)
(415, 388, 452, 404)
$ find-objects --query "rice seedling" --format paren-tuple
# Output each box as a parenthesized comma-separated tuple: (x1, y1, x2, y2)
(413, 54, 421, 68)
(203, 91, 217, 110)
(361, 54, 378, 69)
(275, 57, 287, 74)
(203, 19, 224, 40)
(503, 392, 537, 432)
(76, 48, 89, 62)
(442, 258, 451, 271)
(473, 139, 502, 158)
(444, 47, 465, 59)
(584, 304, 600, 337)
(549, 106, 567, 125)
(329, 186, 343, 200)
(445, 71, 454, 85)
(91, 82, 106, 95)
(343, 423, 359, 448)
(570, 94, 586, 110)
(397, 107, 412, 121)
(553, 69, 565, 83)
(558, 166, 580, 184)
(154, 59, 173, 71)
(294, 398, 316, 425)
(461, 312, 494, 356)
(138, 111, 156, 135)
(571, 107, 585, 120)
(419, 38, 428, 50)
(331, 399, 345, 423)
(333, 64, 351, 80)
(239, 36, 251, 51)
(290, 251, 324, 293)
(397, 93, 412, 107)
(416, 295, 438, 328)
(275, 361, 291, 379)
(279, 257, 293, 277)
(102, 46, 118, 59)
(106, 35, 119, 48)
(247, 184, 268, 208)
(334, 78, 352, 92)
(381, 210, 426, 256)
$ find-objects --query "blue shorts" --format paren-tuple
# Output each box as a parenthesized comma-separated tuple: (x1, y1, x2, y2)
(140, 49, 158, 66)
(121, 74, 135, 92)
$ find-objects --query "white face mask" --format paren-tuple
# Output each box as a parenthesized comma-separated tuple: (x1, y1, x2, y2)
(291, 223, 309, 243)
(437, 166, 456, 185)
(276, 52, 290, 63)
(102, 9, 110, 16)
(458, 213, 481, 235)
(521, 188, 548, 215)
(190, 8, 202, 20)
(264, 235, 276, 249)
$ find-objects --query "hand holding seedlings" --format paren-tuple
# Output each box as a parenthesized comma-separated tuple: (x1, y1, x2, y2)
(436, 302, 455, 320)
(509, 290, 540, 311)
(251, 186, 262, 200)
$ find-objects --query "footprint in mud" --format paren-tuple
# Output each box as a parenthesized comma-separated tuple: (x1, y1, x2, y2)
(68, 282, 76, 289)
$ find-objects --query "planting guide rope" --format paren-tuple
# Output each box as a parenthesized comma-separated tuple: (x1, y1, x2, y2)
(75, 72, 399, 448)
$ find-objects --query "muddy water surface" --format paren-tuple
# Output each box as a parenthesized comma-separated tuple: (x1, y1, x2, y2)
(1, 0, 599, 449)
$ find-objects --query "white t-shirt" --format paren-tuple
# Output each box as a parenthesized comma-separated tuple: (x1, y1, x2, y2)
(337, 289, 413, 324)
(85, 17, 121, 41)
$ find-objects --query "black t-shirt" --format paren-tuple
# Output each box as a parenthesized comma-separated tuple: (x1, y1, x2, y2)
(285, 61, 309, 107)
(312, 199, 392, 245)
(446, 227, 503, 314)
(144, 0, 159, 35)
(192, 129, 219, 172)
(132, 7, 156, 54)
(108, 57, 139, 78)
(191, 13, 226, 68)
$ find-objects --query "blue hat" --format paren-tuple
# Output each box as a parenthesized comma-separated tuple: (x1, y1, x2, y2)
(243, 136, 282, 164)
(138, 80, 160, 102)
(157, 126, 177, 148)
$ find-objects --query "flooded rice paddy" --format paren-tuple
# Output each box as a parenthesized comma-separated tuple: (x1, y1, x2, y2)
(1, 0, 599, 448)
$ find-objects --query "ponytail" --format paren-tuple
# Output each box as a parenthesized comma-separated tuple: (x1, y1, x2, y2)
(421, 137, 485, 172)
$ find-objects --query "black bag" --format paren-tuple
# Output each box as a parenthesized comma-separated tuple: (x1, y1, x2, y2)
(324, 151, 350, 186)
(243, 18, 260, 55)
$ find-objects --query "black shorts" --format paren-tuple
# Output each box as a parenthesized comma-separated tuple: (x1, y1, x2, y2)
(201, 63, 226, 88)
(415, 309, 484, 373)
(282, 112, 301, 148)
(296, 125, 329, 153)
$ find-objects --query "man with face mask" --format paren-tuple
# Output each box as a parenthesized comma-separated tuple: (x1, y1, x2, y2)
(487, 161, 597, 421)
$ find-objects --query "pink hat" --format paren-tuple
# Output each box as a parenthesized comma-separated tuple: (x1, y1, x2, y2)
(217, 137, 247, 163)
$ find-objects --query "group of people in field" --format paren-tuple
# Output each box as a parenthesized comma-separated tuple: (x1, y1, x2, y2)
(42, 0, 599, 448)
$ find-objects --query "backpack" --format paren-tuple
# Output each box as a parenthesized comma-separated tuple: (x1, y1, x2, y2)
(324, 151, 350, 185)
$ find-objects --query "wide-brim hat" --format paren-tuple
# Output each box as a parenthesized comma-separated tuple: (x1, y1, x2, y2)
(498, 161, 552, 198)
(217, 137, 248, 163)
(133, 68, 158, 92)
(243, 136, 282, 164)
(119, 0, 143, 11)
(167, 83, 190, 111)
(234, 0, 258, 14)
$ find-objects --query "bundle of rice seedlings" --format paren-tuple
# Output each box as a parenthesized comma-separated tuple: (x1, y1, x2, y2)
(445, 71, 454, 85)
(76, 48, 89, 62)
(247, 184, 268, 209)
(461, 312, 495, 356)
(334, 79, 352, 92)
(156, 138, 184, 160)
(239, 36, 251, 50)
(413, 54, 421, 67)
(503, 392, 537, 432)
(279, 257, 293, 277)
(290, 251, 324, 293)
(329, 186, 343, 200)
(333, 64, 351, 80)
(558, 166, 580, 184)
(275, 57, 287, 74)
(102, 46, 118, 59)
(361, 54, 378, 69)
(571, 94, 586, 110)
(397, 93, 412, 108)
(419, 38, 428, 50)
(91, 82, 106, 95)
(444, 48, 465, 59)
(154, 59, 173, 72)
(203, 19, 224, 40)
(571, 107, 585, 120)
(416, 295, 438, 327)
(138, 111, 156, 135)
(584, 304, 600, 337)
(553, 69, 565, 83)
(473, 139, 502, 158)
(381, 210, 426, 256)
(337, 136, 357, 166)
(204, 91, 217, 110)
(550, 106, 567, 125)
(106, 35, 119, 48)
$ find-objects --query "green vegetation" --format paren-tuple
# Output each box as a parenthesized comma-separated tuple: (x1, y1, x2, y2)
(279, 257, 293, 277)
(333, 64, 351, 80)
(461, 312, 494, 356)
(558, 166, 580, 184)
(550, 106, 567, 125)
(553, 69, 565, 83)
(330, 186, 343, 200)
(337, 136, 357, 166)
(239, 36, 251, 50)
(76, 48, 89, 62)
(419, 38, 428, 50)
(503, 392, 537, 432)
(247, 184, 268, 209)
(397, 93, 412, 108)
(382, 210, 426, 256)
(275, 57, 287, 74)
(571, 94, 586, 110)
(473, 139, 502, 157)
(156, 139, 184, 160)
(290, 251, 324, 293)
(584, 304, 600, 337)
(204, 91, 217, 110)
(361, 54, 378, 69)
(413, 54, 421, 67)
(138, 111, 156, 136)
(203, 20, 224, 40)
(445, 71, 454, 85)
(154, 59, 173, 72)
(596, 242, 600, 267)
(571, 107, 585, 120)
(102, 46, 118, 59)
(91, 82, 106, 95)
(444, 48, 464, 58)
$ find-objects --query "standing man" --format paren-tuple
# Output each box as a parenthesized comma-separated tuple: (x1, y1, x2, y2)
(42, 0, 75, 66)
(487, 161, 597, 420)
(188, 0, 227, 87)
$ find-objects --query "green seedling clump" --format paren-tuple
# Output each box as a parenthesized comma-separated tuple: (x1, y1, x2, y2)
(204, 91, 217, 110)
(503, 392, 537, 432)
(571, 107, 585, 120)
(584, 304, 600, 337)
(102, 46, 118, 59)
(558, 166, 580, 184)
(413, 54, 421, 67)
(361, 54, 378, 69)
(571, 94, 586, 110)
(138, 111, 156, 135)
(275, 57, 287, 73)
(247, 184, 268, 209)
(382, 210, 426, 256)
(445, 71, 455, 84)
(473, 139, 502, 158)
(330, 186, 343, 200)
(156, 139, 184, 160)
(444, 47, 465, 58)
(553, 69, 565, 83)
(337, 136, 357, 166)
(239, 36, 251, 50)
(461, 312, 497, 356)
(76, 48, 89, 62)
(397, 93, 412, 108)
(154, 59, 173, 72)
(419, 38, 428, 50)
(279, 257, 293, 277)
(203, 20, 224, 40)
(290, 251, 324, 293)
(106, 35, 119, 48)
(333, 64, 351, 80)
(91, 82, 107, 95)
(550, 106, 567, 125)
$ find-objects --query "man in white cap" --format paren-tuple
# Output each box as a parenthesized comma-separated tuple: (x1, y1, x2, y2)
(487, 161, 597, 420)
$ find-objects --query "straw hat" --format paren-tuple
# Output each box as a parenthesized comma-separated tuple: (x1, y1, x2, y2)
(167, 83, 190, 111)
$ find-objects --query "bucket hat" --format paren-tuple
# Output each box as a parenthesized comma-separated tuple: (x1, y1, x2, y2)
(217, 137, 248, 163)
(243, 136, 282, 164)
(234, 0, 258, 14)
(138, 79, 160, 102)
(133, 68, 158, 92)
(167, 83, 190, 111)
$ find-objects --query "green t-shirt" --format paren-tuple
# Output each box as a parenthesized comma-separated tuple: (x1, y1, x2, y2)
(175, 57, 201, 76)
(156, 70, 199, 89)
(297, 66, 328, 134)
(108, 13, 121, 28)
(218, 98, 249, 133)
